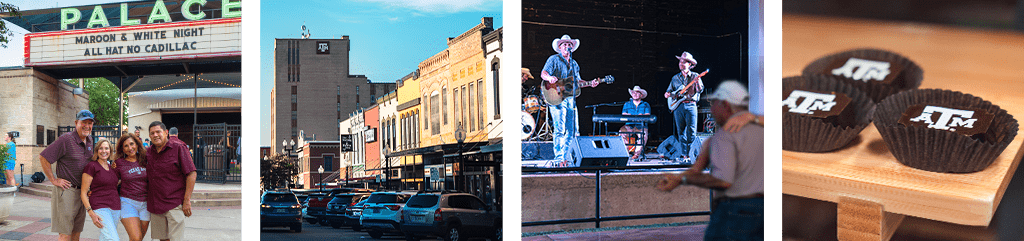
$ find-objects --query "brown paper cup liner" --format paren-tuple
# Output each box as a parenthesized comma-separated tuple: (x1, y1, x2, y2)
(874, 89, 1018, 173)
(783, 75, 876, 153)
(803, 48, 923, 103)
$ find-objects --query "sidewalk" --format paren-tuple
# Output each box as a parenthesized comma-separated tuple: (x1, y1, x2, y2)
(0, 183, 241, 241)
(523, 224, 707, 241)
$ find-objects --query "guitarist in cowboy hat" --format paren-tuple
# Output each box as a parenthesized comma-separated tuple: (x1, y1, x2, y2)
(541, 34, 603, 165)
(664, 51, 704, 162)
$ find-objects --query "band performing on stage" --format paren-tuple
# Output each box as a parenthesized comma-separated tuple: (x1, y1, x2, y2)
(522, 34, 720, 167)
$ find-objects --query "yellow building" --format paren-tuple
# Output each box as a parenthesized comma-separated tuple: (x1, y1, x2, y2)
(391, 72, 423, 189)
(389, 17, 500, 195)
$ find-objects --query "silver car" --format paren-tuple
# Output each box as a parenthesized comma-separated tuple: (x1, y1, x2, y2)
(400, 192, 501, 241)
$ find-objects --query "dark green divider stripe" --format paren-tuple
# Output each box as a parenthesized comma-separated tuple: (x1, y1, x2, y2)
(765, 0, 778, 241)
(501, 0, 524, 238)
(238, 0, 258, 239)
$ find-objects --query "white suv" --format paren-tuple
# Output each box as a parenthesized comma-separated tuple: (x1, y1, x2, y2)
(359, 191, 416, 238)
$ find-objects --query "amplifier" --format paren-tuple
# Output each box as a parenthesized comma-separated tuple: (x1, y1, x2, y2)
(571, 136, 629, 167)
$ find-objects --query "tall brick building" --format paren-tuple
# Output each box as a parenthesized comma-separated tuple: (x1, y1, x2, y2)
(271, 37, 395, 152)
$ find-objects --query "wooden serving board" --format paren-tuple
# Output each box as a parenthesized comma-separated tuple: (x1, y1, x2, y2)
(783, 14, 1024, 230)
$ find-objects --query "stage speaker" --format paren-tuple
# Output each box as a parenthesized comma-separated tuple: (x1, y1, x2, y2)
(522, 141, 554, 160)
(571, 136, 629, 167)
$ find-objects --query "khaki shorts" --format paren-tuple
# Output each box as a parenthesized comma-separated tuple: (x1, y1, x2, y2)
(151, 205, 187, 240)
(50, 187, 86, 234)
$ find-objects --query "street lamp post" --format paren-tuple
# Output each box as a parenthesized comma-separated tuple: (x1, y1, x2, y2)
(318, 165, 324, 193)
(454, 124, 466, 192)
(283, 139, 298, 187)
(383, 148, 390, 191)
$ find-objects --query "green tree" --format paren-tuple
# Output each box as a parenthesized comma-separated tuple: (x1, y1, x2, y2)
(0, 142, 9, 185)
(261, 154, 298, 191)
(67, 78, 128, 127)
(1, 2, 20, 48)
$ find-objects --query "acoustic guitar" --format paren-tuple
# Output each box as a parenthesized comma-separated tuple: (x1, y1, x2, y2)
(541, 75, 615, 105)
(667, 69, 709, 111)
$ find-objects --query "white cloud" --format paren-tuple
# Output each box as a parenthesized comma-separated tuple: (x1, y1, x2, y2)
(358, 0, 500, 14)
(0, 19, 28, 67)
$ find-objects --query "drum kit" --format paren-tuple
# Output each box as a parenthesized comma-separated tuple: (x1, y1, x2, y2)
(521, 95, 552, 141)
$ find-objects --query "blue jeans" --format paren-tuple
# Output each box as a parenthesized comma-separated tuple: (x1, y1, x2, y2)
(705, 197, 763, 241)
(93, 208, 121, 241)
(549, 96, 579, 163)
(673, 102, 698, 158)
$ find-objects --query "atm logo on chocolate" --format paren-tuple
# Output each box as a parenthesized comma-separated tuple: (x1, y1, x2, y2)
(832, 58, 890, 82)
(826, 57, 904, 84)
(782, 89, 851, 118)
(899, 105, 994, 135)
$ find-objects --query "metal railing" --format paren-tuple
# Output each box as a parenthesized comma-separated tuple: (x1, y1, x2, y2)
(521, 164, 711, 229)
(194, 123, 241, 183)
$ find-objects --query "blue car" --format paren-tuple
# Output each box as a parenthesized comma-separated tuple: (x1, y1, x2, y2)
(260, 191, 304, 232)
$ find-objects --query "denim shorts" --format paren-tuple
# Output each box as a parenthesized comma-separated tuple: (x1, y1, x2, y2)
(93, 208, 120, 241)
(119, 197, 150, 221)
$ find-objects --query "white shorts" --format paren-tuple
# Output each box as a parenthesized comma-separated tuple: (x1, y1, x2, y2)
(119, 197, 150, 221)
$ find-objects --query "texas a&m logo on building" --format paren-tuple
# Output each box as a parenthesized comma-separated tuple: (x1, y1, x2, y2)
(317, 41, 330, 54)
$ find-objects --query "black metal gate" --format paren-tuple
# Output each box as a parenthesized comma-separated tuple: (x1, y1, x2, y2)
(58, 125, 122, 144)
(193, 123, 241, 183)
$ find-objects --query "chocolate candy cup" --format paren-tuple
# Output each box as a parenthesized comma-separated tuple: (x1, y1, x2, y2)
(783, 74, 875, 152)
(874, 89, 1018, 173)
(803, 48, 923, 103)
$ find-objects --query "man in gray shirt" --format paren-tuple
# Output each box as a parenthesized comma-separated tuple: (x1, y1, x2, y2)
(657, 80, 763, 240)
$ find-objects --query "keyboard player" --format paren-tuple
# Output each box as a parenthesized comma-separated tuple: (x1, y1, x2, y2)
(620, 86, 651, 160)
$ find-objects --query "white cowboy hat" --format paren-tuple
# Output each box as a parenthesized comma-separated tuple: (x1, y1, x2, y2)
(675, 51, 697, 66)
(522, 68, 534, 79)
(628, 86, 647, 99)
(551, 35, 580, 53)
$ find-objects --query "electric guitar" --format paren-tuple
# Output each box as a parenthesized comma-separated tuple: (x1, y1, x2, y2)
(667, 69, 709, 111)
(541, 75, 615, 105)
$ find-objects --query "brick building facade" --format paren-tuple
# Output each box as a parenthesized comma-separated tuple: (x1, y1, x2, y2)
(0, 67, 90, 174)
(271, 37, 395, 153)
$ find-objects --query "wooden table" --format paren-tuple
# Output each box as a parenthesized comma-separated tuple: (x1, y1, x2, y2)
(783, 14, 1024, 241)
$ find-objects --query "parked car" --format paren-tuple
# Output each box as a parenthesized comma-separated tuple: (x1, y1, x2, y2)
(324, 193, 371, 228)
(260, 191, 303, 232)
(401, 192, 502, 241)
(360, 191, 416, 238)
(343, 199, 370, 231)
(302, 193, 331, 225)
(327, 188, 376, 196)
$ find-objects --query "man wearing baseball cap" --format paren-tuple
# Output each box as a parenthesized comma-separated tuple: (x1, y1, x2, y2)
(657, 81, 763, 240)
(39, 110, 96, 241)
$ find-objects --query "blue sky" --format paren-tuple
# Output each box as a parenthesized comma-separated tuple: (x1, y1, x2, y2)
(0, 0, 501, 146)
(259, 0, 502, 145)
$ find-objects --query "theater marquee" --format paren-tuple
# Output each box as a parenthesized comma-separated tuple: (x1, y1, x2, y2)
(25, 18, 241, 66)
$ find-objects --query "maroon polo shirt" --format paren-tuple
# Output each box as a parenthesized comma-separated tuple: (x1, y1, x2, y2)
(146, 139, 196, 214)
(169, 136, 187, 148)
(115, 158, 148, 202)
(39, 130, 93, 187)
(83, 161, 121, 210)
